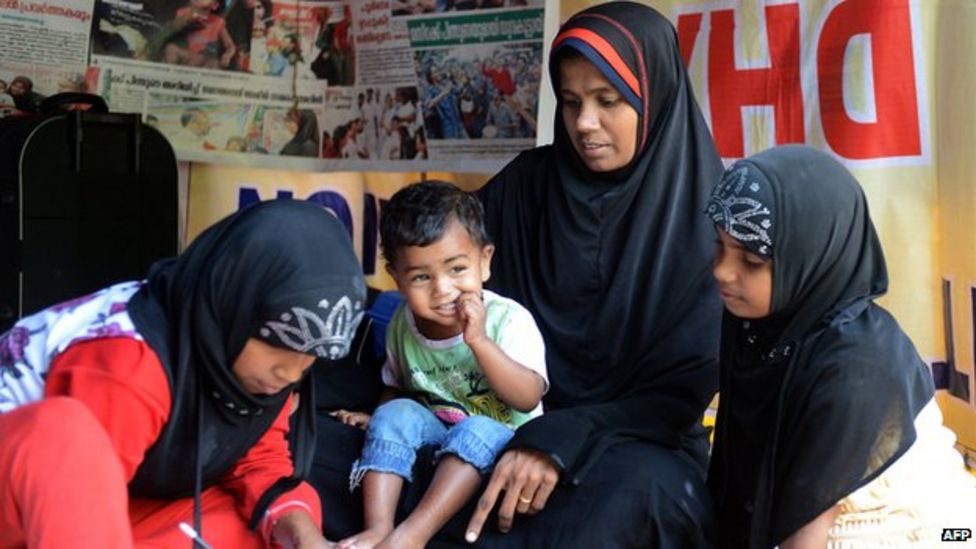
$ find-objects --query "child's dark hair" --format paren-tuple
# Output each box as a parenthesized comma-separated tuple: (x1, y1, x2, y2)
(380, 180, 491, 267)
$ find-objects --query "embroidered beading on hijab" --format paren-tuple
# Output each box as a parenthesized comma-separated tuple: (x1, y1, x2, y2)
(257, 286, 362, 360)
(126, 199, 365, 518)
(706, 164, 776, 259)
(706, 145, 933, 548)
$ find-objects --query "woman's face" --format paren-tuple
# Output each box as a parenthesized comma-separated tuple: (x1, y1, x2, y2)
(8, 79, 27, 96)
(232, 338, 315, 395)
(558, 56, 638, 172)
(712, 228, 772, 319)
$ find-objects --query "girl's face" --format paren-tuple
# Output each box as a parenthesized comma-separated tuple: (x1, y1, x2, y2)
(712, 227, 772, 319)
(232, 338, 315, 395)
(286, 115, 299, 134)
(558, 56, 638, 173)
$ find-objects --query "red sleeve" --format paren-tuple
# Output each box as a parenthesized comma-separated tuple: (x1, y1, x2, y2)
(44, 338, 320, 541)
(221, 394, 322, 543)
(44, 338, 172, 482)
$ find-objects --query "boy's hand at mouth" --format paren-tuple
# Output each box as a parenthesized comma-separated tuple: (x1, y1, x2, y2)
(457, 291, 487, 346)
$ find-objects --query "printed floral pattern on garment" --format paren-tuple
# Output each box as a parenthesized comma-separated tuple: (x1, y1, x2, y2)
(0, 282, 144, 413)
(0, 327, 32, 378)
(706, 166, 775, 257)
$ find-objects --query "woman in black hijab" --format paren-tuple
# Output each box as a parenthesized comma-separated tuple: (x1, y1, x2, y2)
(281, 109, 321, 157)
(0, 199, 365, 547)
(465, 2, 724, 546)
(706, 145, 976, 547)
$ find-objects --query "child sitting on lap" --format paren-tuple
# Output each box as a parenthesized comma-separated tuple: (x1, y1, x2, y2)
(333, 180, 548, 549)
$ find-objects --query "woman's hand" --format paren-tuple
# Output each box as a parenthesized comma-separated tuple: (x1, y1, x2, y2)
(329, 409, 371, 429)
(464, 448, 560, 543)
(271, 510, 334, 548)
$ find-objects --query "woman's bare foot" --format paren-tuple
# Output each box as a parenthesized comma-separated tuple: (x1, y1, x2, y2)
(336, 526, 392, 549)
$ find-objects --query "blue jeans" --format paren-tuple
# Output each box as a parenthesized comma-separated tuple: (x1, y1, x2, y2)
(350, 398, 514, 490)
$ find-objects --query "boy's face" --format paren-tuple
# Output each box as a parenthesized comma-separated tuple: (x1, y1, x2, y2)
(387, 218, 494, 340)
(232, 338, 315, 395)
(712, 227, 772, 319)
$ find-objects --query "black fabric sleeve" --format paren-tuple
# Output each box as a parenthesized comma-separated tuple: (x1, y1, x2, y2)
(768, 314, 933, 544)
(772, 373, 929, 543)
(507, 354, 718, 481)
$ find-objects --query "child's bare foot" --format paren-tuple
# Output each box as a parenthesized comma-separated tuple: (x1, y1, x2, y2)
(376, 527, 426, 549)
(336, 527, 391, 549)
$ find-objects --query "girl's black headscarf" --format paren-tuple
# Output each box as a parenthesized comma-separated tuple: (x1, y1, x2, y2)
(706, 145, 934, 547)
(281, 109, 321, 157)
(479, 1, 723, 480)
(126, 199, 365, 529)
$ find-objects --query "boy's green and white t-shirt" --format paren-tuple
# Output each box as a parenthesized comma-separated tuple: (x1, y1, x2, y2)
(381, 290, 548, 429)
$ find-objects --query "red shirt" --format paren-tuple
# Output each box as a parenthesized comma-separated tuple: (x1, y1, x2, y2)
(44, 337, 321, 542)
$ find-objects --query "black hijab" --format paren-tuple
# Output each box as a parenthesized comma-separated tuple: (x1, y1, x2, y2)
(479, 1, 723, 479)
(127, 199, 365, 528)
(706, 145, 934, 547)
(281, 109, 321, 157)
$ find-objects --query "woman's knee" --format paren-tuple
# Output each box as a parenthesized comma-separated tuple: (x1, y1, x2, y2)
(1, 397, 125, 504)
(2, 397, 105, 450)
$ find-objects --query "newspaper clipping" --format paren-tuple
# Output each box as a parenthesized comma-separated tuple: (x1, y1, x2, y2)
(0, 0, 544, 171)
(0, 0, 96, 116)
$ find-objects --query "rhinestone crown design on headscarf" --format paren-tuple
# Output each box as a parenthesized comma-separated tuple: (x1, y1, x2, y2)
(260, 296, 364, 359)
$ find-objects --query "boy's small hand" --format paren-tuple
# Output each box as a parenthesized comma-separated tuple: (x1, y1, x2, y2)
(330, 409, 371, 429)
(457, 291, 487, 345)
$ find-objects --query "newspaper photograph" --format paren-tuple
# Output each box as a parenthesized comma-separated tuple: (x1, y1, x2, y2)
(0, 0, 95, 116)
(0, 0, 547, 171)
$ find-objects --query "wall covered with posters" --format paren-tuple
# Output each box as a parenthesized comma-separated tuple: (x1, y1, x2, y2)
(0, 0, 546, 173)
